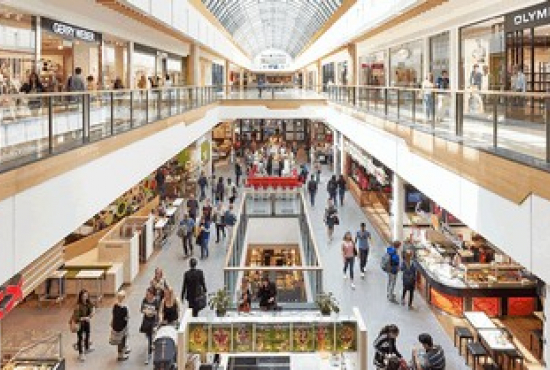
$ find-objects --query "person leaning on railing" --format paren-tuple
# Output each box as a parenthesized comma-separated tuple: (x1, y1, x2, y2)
(19, 72, 44, 113)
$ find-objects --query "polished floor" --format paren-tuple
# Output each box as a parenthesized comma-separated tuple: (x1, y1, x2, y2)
(1, 164, 470, 369)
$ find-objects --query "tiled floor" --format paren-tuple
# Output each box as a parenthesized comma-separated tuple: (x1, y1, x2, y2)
(1, 164, 470, 370)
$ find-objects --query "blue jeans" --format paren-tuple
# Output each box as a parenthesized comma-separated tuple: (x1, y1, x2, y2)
(424, 94, 434, 119)
(339, 190, 345, 206)
(309, 191, 316, 206)
(329, 192, 337, 205)
(201, 237, 209, 258)
(343, 257, 355, 280)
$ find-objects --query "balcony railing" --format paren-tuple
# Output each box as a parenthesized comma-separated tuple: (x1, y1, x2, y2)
(320, 84, 550, 170)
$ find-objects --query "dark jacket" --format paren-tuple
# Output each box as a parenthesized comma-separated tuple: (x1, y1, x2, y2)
(111, 303, 128, 332)
(327, 179, 337, 195)
(401, 261, 417, 288)
(337, 178, 346, 193)
(257, 282, 277, 309)
(373, 333, 402, 367)
(181, 268, 207, 306)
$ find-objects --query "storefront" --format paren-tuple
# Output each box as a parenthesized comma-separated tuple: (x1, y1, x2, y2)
(430, 31, 450, 84)
(322, 62, 335, 87)
(0, 8, 36, 94)
(102, 36, 128, 89)
(40, 17, 102, 92)
(212, 62, 224, 86)
(359, 51, 386, 86)
(343, 139, 391, 208)
(390, 39, 423, 87)
(133, 44, 186, 88)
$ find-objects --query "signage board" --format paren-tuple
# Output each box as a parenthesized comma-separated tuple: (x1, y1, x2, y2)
(505, 3, 550, 32)
(0, 273, 23, 320)
(41, 17, 101, 43)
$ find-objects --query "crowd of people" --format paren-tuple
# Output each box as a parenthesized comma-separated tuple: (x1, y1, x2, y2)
(66, 155, 446, 369)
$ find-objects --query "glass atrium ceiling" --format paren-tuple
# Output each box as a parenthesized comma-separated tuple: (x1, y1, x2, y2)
(202, 0, 344, 58)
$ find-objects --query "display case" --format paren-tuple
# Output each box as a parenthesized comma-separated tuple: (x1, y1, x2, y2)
(179, 309, 368, 370)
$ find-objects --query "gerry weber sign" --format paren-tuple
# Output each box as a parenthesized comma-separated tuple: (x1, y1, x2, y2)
(505, 2, 550, 32)
(42, 17, 101, 43)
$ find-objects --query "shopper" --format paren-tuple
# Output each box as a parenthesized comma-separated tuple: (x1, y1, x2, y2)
(401, 250, 417, 309)
(85, 75, 95, 91)
(235, 160, 242, 186)
(186, 194, 199, 220)
(70, 289, 95, 362)
(215, 176, 225, 203)
(436, 70, 449, 90)
(20, 72, 44, 94)
(140, 287, 159, 365)
(150, 267, 168, 300)
(314, 161, 321, 184)
(181, 258, 207, 317)
(422, 73, 434, 121)
(155, 167, 166, 198)
(412, 333, 446, 370)
(327, 175, 338, 205)
(228, 178, 237, 204)
(198, 172, 208, 201)
(324, 199, 338, 242)
(355, 223, 372, 278)
(237, 278, 252, 313)
(373, 324, 402, 369)
(337, 175, 347, 206)
(307, 175, 318, 207)
(113, 77, 124, 90)
(68, 67, 86, 92)
(342, 231, 357, 289)
(159, 286, 181, 326)
(202, 198, 213, 223)
(224, 204, 237, 246)
(257, 276, 277, 311)
(198, 216, 211, 259)
(178, 214, 195, 257)
(213, 203, 226, 243)
(384, 241, 401, 302)
(137, 75, 147, 89)
(164, 74, 172, 87)
(110, 291, 130, 361)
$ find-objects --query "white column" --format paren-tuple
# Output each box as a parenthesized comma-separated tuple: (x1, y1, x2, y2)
(34, 16, 41, 73)
(391, 173, 405, 242)
(384, 48, 391, 87)
(127, 41, 134, 89)
(423, 36, 430, 80)
(332, 131, 340, 174)
(339, 133, 345, 175)
(239, 68, 244, 89)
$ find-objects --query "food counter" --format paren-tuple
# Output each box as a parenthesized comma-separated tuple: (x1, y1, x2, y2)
(178, 308, 367, 370)
(415, 246, 538, 317)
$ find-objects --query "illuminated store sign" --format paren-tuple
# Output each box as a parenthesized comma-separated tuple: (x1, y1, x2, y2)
(505, 3, 550, 31)
(42, 17, 100, 43)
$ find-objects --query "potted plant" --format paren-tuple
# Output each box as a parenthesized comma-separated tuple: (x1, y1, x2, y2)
(316, 292, 340, 316)
(208, 288, 231, 317)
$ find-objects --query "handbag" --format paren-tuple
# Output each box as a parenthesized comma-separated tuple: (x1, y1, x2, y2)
(333, 215, 340, 225)
(69, 318, 80, 333)
(109, 328, 126, 346)
(195, 287, 207, 311)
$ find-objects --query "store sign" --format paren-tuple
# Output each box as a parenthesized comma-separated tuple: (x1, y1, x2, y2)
(505, 3, 550, 31)
(344, 140, 388, 186)
(0, 273, 23, 320)
(42, 18, 99, 43)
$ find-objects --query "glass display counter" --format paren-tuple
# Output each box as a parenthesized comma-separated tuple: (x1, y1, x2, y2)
(178, 308, 367, 370)
(415, 245, 538, 317)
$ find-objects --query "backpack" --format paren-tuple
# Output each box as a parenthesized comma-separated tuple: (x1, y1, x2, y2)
(307, 180, 317, 192)
(327, 181, 336, 194)
(380, 253, 391, 273)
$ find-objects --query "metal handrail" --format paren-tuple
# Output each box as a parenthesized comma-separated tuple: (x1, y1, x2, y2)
(223, 188, 249, 268)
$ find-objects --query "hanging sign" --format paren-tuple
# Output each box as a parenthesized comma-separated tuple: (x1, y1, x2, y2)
(505, 3, 550, 32)
(0, 273, 23, 320)
(343, 140, 388, 186)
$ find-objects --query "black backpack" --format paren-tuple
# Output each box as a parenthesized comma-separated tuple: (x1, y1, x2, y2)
(327, 180, 336, 193)
(307, 180, 317, 192)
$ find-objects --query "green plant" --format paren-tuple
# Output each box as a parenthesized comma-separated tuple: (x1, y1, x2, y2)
(316, 292, 340, 315)
(208, 288, 231, 316)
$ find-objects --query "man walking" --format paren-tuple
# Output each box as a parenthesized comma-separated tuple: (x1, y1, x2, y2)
(186, 194, 199, 220)
(235, 160, 242, 187)
(198, 172, 208, 201)
(178, 214, 195, 257)
(223, 204, 237, 247)
(385, 241, 401, 302)
(326, 175, 337, 205)
(181, 258, 207, 317)
(355, 223, 372, 278)
(307, 175, 318, 207)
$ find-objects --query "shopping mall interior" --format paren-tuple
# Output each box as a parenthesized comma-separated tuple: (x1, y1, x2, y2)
(1, 0, 550, 369)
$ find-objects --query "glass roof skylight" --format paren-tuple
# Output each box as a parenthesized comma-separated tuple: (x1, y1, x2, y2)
(202, 0, 344, 58)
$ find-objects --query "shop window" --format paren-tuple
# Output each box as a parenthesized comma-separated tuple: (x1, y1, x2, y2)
(390, 39, 423, 87)
(359, 51, 386, 86)
(429, 31, 450, 86)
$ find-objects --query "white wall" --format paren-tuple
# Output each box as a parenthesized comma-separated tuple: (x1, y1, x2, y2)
(246, 218, 300, 245)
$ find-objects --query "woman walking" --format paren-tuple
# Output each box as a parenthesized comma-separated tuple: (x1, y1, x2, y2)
(213, 203, 226, 243)
(342, 231, 357, 289)
(373, 324, 402, 369)
(324, 199, 338, 242)
(401, 250, 417, 309)
(140, 287, 160, 364)
(111, 291, 130, 361)
(71, 289, 95, 362)
(159, 287, 181, 326)
(150, 267, 167, 300)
